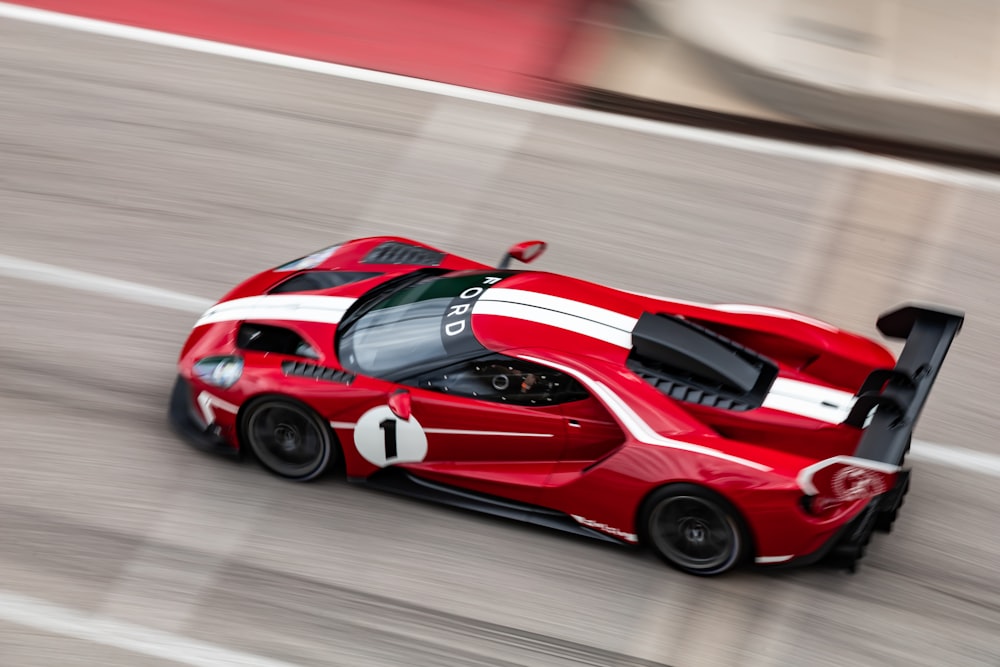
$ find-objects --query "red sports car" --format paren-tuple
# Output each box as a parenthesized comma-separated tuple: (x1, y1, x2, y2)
(170, 237, 962, 575)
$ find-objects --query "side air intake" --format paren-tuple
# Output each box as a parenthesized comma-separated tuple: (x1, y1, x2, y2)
(237, 323, 319, 359)
(628, 312, 778, 411)
(282, 361, 355, 385)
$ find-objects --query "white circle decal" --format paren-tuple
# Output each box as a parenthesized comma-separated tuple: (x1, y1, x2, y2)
(353, 405, 428, 468)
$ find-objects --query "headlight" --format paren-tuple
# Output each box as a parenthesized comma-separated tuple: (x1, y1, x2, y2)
(193, 356, 244, 388)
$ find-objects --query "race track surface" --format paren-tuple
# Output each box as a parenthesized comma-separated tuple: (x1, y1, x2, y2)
(0, 17, 998, 667)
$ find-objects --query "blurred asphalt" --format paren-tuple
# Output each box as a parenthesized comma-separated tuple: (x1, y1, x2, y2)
(1, 16, 998, 667)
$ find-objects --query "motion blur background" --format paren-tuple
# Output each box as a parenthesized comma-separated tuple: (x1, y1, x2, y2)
(1, 1, 998, 665)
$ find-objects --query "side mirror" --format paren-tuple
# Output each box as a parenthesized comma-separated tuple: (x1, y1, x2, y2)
(388, 389, 412, 421)
(498, 240, 547, 269)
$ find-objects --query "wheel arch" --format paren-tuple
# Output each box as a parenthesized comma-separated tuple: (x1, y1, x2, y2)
(635, 480, 758, 569)
(236, 392, 344, 477)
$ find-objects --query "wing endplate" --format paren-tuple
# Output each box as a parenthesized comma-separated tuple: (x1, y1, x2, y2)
(848, 304, 964, 465)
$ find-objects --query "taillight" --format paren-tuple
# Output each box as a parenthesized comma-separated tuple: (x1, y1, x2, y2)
(797, 456, 898, 516)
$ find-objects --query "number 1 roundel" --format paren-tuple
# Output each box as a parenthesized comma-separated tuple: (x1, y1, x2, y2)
(353, 405, 428, 468)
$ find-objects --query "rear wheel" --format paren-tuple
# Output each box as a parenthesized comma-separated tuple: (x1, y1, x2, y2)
(241, 398, 336, 482)
(641, 484, 747, 576)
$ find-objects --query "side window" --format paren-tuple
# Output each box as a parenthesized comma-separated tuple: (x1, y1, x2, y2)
(406, 355, 589, 406)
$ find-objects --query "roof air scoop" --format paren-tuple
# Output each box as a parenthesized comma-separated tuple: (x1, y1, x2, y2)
(629, 313, 778, 410)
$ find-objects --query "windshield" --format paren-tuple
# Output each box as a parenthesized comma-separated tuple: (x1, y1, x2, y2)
(337, 271, 509, 378)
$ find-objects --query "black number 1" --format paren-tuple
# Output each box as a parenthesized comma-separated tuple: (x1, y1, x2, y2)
(379, 419, 398, 460)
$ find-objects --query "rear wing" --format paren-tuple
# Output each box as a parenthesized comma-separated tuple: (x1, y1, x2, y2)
(845, 304, 964, 466)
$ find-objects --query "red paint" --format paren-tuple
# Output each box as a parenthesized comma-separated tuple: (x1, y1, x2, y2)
(387, 389, 412, 421)
(12, 0, 594, 95)
(168, 235, 939, 573)
(507, 239, 548, 264)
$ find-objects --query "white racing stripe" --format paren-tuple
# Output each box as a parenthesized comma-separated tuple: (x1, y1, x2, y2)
(195, 294, 357, 327)
(0, 589, 306, 667)
(473, 300, 633, 349)
(480, 288, 639, 332)
(330, 421, 554, 437)
(588, 378, 772, 472)
(424, 427, 554, 437)
(763, 378, 856, 425)
(475, 291, 856, 424)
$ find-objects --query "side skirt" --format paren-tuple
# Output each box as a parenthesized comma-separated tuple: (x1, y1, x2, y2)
(355, 468, 626, 545)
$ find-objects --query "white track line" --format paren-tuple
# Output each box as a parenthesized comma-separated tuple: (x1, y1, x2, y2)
(0, 589, 306, 667)
(0, 253, 213, 312)
(910, 440, 1000, 476)
(1, 252, 995, 478)
(3, 2, 1000, 191)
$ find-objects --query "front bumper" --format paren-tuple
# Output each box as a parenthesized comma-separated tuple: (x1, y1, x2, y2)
(168, 375, 240, 458)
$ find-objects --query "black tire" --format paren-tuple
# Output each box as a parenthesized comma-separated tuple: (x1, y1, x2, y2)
(875, 435, 913, 533)
(874, 472, 911, 533)
(240, 397, 336, 482)
(640, 484, 748, 576)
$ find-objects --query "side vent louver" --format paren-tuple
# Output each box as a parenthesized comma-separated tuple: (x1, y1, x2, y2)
(362, 241, 445, 266)
(281, 360, 354, 385)
(629, 367, 755, 411)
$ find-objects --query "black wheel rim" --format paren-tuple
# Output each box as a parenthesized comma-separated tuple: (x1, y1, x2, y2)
(246, 401, 329, 477)
(649, 495, 739, 572)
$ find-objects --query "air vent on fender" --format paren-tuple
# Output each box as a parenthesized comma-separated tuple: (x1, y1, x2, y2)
(281, 360, 355, 384)
(362, 241, 445, 266)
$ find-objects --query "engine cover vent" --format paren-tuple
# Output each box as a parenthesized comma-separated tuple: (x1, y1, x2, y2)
(628, 312, 778, 411)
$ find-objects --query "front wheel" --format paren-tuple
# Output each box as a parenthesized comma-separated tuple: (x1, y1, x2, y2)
(641, 484, 748, 576)
(240, 397, 336, 482)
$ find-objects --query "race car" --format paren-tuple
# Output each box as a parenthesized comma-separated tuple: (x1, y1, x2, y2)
(169, 236, 963, 575)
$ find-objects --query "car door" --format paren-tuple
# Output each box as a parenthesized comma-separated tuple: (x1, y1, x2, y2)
(557, 393, 626, 468)
(386, 355, 574, 503)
